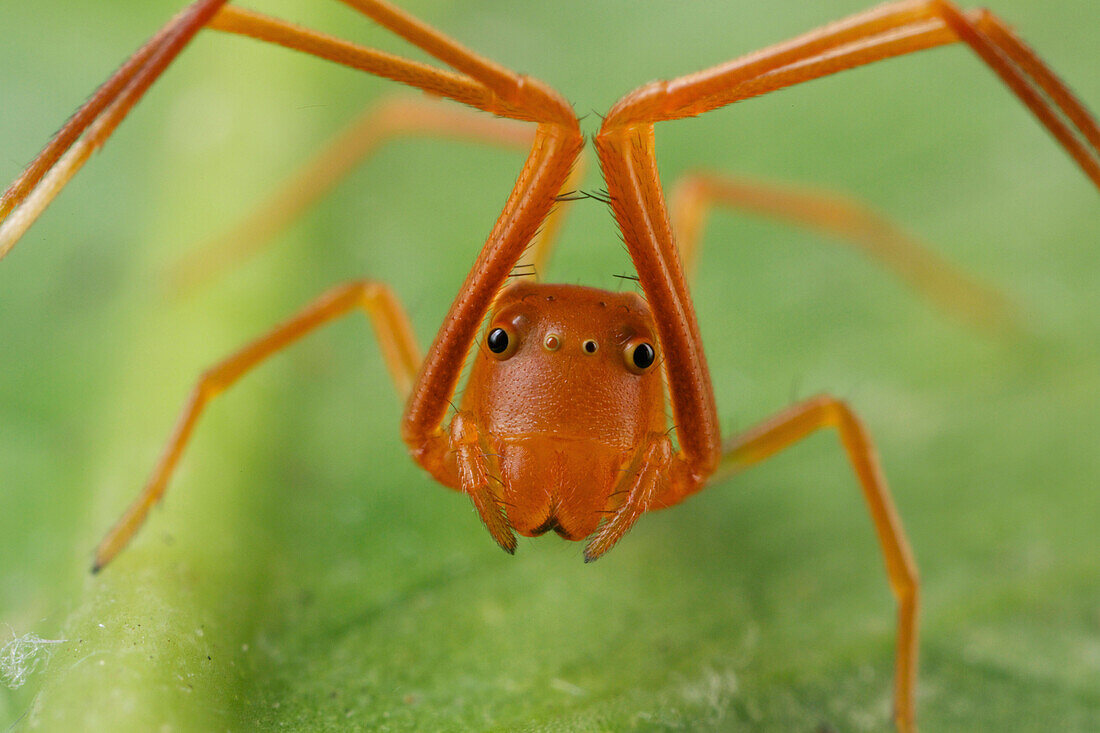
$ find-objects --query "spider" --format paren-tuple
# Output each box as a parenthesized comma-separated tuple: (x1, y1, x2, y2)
(1, 1, 1098, 730)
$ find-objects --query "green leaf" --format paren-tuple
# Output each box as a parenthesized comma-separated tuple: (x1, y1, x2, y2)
(2, 1, 1099, 730)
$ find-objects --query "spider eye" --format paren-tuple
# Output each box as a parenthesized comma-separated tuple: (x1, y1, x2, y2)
(624, 339, 656, 374)
(487, 328, 508, 353)
(486, 326, 518, 359)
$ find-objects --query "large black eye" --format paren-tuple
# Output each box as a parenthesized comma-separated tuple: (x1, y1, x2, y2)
(624, 339, 656, 374)
(486, 326, 518, 359)
(487, 328, 509, 353)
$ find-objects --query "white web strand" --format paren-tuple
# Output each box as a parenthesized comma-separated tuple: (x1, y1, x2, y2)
(1, 630, 67, 689)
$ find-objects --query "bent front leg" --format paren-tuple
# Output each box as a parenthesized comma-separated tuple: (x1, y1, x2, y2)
(93, 280, 419, 572)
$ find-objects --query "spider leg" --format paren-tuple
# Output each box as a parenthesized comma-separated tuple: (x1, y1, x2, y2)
(205, 6, 532, 117)
(403, 126, 583, 481)
(524, 157, 587, 278)
(0, 0, 228, 259)
(170, 0, 586, 529)
(596, 125, 723, 489)
(0, 0, 577, 260)
(3, 0, 580, 559)
(92, 280, 420, 572)
(594, 2, 1098, 726)
(667, 172, 1018, 333)
(664, 396, 919, 732)
(603, 2, 1099, 186)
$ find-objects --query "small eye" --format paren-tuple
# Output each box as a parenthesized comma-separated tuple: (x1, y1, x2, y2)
(582, 339, 598, 354)
(624, 339, 656, 374)
(486, 326, 518, 359)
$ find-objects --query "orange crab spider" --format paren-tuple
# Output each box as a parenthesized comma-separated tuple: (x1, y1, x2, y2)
(2, 2, 1099, 730)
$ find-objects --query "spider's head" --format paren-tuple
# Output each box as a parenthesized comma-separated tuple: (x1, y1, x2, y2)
(459, 281, 669, 542)
(465, 281, 665, 441)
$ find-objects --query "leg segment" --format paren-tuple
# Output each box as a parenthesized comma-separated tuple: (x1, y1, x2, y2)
(668, 172, 1016, 331)
(92, 280, 419, 572)
(204, 6, 529, 118)
(402, 122, 582, 485)
(315, 11, 584, 461)
(595, 127, 723, 487)
(0, 0, 230, 259)
(603, 2, 1099, 187)
(1, 0, 577, 260)
(522, 157, 587, 277)
(681, 396, 919, 732)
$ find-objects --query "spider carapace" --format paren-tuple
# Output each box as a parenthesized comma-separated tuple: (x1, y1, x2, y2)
(439, 282, 671, 559)
(3, 1, 1099, 730)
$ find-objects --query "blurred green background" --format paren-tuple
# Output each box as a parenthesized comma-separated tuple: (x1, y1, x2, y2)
(2, 0, 1099, 729)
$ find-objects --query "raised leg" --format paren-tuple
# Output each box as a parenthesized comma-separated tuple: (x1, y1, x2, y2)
(0, 0, 230, 259)
(597, 4, 1100, 477)
(668, 172, 1016, 331)
(595, 14, 1096, 716)
(603, 2, 1099, 186)
(522, 156, 587, 277)
(670, 396, 919, 732)
(596, 127, 723, 492)
(92, 280, 420, 572)
(1, 0, 578, 260)
(170, 96, 583, 293)
(3, 0, 582, 537)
